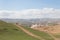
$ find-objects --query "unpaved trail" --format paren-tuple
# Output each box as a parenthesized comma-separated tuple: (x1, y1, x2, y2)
(46, 32, 60, 40)
(15, 24, 45, 40)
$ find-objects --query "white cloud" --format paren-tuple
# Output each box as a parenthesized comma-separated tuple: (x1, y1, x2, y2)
(0, 8, 60, 19)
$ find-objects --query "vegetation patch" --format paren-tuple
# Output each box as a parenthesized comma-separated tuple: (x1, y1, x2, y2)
(0, 20, 39, 40)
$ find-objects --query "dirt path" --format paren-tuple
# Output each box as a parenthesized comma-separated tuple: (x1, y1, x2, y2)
(47, 32, 60, 40)
(15, 24, 45, 40)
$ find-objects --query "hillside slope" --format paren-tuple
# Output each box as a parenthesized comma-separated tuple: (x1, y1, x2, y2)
(23, 26, 54, 40)
(0, 20, 39, 40)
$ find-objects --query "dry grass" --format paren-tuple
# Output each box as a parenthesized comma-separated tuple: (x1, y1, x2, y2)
(31, 24, 60, 34)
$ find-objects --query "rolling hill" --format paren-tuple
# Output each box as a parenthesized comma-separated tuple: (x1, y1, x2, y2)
(0, 20, 39, 40)
(0, 20, 60, 40)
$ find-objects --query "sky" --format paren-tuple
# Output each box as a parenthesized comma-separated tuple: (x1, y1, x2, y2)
(0, 0, 60, 19)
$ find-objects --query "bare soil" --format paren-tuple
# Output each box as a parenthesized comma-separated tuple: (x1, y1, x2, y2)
(31, 24, 60, 40)
(32, 25, 60, 34)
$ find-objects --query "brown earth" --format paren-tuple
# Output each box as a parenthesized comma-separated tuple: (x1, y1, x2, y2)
(32, 25, 60, 34)
(31, 24, 60, 40)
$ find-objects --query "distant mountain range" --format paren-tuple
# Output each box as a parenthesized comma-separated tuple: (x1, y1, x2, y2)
(0, 18, 60, 27)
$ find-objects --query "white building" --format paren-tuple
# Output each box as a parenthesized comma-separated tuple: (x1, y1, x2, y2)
(30, 24, 40, 28)
(30, 24, 46, 28)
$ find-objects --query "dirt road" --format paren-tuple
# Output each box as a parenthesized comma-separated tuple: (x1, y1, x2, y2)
(47, 32, 60, 40)
(15, 24, 45, 40)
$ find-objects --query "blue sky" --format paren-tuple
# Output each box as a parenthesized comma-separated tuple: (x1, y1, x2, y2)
(0, 0, 60, 19)
(0, 0, 60, 10)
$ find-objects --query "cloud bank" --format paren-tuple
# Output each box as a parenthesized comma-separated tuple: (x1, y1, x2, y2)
(0, 8, 60, 19)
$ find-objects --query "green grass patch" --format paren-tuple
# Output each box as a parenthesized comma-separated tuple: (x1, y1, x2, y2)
(0, 20, 39, 40)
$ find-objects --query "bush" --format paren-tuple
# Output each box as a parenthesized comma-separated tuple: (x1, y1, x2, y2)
(3, 28, 8, 30)
(13, 29, 19, 31)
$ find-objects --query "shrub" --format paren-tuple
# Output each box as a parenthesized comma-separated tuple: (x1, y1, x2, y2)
(13, 29, 19, 31)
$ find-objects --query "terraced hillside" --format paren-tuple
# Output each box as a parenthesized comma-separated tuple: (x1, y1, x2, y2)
(0, 20, 39, 40)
